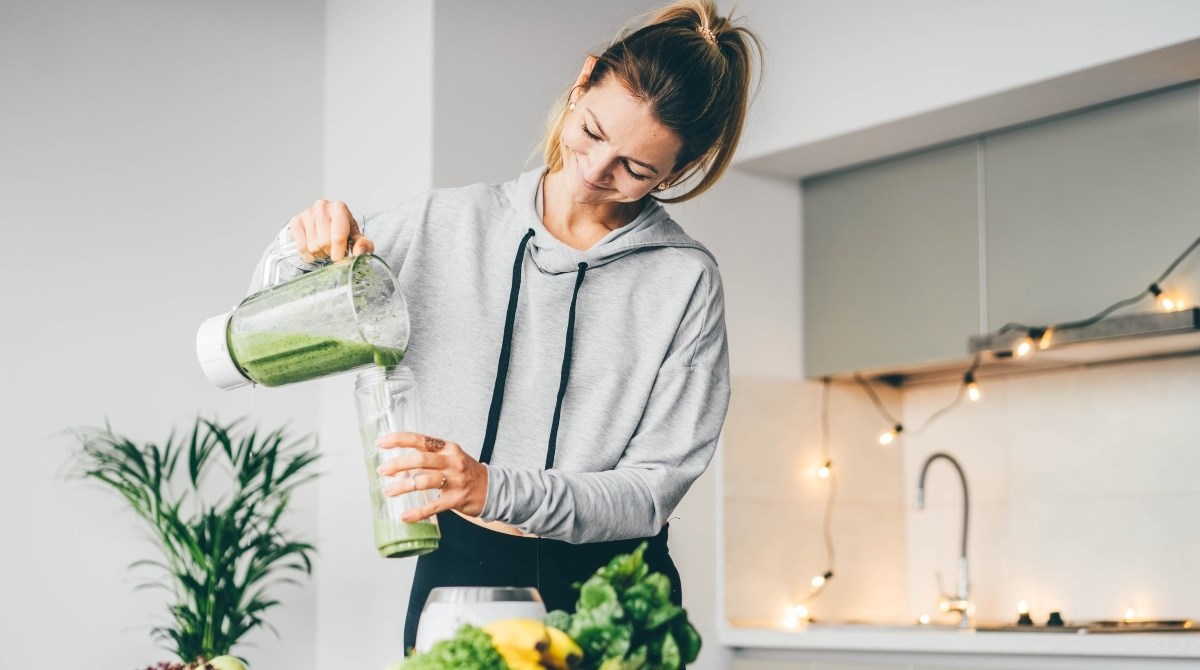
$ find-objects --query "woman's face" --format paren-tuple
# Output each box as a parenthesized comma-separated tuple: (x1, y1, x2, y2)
(559, 76, 683, 205)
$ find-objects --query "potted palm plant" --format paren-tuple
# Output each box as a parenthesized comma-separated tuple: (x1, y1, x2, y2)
(69, 417, 321, 669)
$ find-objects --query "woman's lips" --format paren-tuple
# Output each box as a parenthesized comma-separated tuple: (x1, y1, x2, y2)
(575, 160, 607, 191)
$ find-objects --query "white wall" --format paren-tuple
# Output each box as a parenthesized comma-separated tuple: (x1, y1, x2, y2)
(903, 358, 1200, 626)
(0, 1, 325, 668)
(739, 0, 1200, 161)
(314, 1, 435, 668)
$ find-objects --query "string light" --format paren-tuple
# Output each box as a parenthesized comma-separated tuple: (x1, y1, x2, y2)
(783, 378, 839, 616)
(964, 372, 980, 402)
(1014, 335, 1034, 358)
(1038, 326, 1055, 350)
(879, 424, 902, 445)
(995, 235, 1200, 351)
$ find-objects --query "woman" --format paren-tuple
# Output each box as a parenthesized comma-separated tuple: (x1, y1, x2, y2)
(275, 0, 762, 650)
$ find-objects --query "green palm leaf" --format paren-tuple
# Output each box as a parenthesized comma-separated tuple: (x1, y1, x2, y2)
(69, 417, 320, 665)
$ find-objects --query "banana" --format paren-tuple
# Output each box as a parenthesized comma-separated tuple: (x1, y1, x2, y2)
(482, 618, 551, 653)
(494, 642, 543, 670)
(543, 626, 584, 670)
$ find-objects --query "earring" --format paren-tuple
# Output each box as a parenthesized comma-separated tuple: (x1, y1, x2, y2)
(569, 102, 576, 111)
(656, 181, 670, 191)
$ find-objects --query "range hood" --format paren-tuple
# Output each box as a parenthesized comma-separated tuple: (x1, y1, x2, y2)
(855, 308, 1200, 386)
(968, 308, 1200, 365)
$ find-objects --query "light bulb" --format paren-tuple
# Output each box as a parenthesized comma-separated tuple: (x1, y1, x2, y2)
(967, 381, 981, 402)
(879, 425, 901, 445)
(817, 461, 831, 479)
(1038, 327, 1055, 350)
(811, 574, 826, 588)
(1017, 601, 1029, 615)
(791, 604, 810, 619)
(1160, 296, 1176, 311)
(918, 614, 931, 625)
(1124, 608, 1137, 622)
(1014, 337, 1033, 358)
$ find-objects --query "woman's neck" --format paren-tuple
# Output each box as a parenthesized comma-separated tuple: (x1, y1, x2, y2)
(542, 168, 643, 251)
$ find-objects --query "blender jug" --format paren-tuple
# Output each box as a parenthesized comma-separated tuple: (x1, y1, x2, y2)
(354, 365, 441, 558)
(196, 228, 410, 389)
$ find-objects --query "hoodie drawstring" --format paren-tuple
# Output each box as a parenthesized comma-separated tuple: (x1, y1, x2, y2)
(545, 261, 588, 469)
(478, 229, 536, 465)
(478, 230, 588, 469)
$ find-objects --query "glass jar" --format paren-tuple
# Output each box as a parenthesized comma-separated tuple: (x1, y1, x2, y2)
(353, 365, 440, 558)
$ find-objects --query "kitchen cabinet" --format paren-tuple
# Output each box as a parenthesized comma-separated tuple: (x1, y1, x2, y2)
(801, 83, 1200, 379)
(984, 84, 1200, 332)
(803, 141, 981, 378)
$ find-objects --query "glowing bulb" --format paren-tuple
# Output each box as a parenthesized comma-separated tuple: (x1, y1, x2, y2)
(967, 381, 981, 402)
(1038, 327, 1055, 350)
(1161, 296, 1176, 311)
(791, 604, 810, 619)
(918, 614, 931, 625)
(939, 598, 951, 612)
(879, 425, 901, 445)
(780, 614, 799, 629)
(1124, 608, 1137, 622)
(1017, 601, 1029, 615)
(817, 461, 831, 479)
(811, 574, 826, 588)
(1014, 337, 1033, 358)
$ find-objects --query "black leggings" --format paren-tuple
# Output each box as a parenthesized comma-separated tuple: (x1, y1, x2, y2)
(404, 510, 681, 652)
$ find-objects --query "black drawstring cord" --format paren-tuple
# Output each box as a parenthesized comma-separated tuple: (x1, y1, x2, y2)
(478, 228, 535, 465)
(545, 262, 588, 470)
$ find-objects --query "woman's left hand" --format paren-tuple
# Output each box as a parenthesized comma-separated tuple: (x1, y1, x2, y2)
(376, 432, 488, 522)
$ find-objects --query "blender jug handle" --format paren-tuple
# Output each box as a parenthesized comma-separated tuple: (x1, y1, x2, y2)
(255, 225, 356, 292)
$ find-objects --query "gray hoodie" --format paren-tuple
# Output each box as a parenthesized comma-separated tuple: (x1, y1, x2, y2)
(273, 168, 730, 543)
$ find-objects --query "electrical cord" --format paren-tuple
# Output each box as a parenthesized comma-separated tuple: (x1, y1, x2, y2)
(996, 232, 1200, 336)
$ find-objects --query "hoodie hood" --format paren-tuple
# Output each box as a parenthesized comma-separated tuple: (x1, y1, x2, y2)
(505, 167, 717, 275)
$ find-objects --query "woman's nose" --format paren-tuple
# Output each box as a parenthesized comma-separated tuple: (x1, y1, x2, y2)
(582, 150, 617, 185)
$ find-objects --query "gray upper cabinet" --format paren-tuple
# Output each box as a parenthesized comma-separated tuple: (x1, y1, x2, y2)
(984, 85, 1200, 332)
(803, 141, 982, 378)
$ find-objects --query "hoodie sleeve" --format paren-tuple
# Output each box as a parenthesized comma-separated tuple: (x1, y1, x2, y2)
(480, 264, 732, 544)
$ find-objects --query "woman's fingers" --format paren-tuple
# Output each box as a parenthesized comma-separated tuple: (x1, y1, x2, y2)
(376, 450, 445, 476)
(286, 199, 374, 263)
(378, 431, 453, 452)
(382, 470, 446, 496)
(327, 201, 353, 261)
(288, 216, 313, 263)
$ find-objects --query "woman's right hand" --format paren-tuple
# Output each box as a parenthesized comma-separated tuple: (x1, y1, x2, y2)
(288, 199, 375, 263)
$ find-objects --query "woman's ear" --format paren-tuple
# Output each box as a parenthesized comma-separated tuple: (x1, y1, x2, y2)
(569, 55, 599, 104)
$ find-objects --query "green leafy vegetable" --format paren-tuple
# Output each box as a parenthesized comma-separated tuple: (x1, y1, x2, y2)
(401, 624, 508, 670)
(545, 543, 701, 670)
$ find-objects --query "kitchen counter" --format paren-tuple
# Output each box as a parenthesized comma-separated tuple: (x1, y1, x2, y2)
(721, 624, 1200, 662)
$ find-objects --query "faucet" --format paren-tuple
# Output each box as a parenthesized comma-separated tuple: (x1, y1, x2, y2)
(915, 452, 971, 629)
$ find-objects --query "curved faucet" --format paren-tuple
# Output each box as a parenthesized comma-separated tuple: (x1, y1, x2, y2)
(915, 452, 971, 628)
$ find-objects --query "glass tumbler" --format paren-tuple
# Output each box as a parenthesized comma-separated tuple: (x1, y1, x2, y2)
(353, 365, 440, 558)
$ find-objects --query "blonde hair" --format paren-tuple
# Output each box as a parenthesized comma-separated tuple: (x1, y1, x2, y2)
(540, 0, 764, 203)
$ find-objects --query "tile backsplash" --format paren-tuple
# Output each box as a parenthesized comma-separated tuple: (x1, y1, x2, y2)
(724, 354, 1200, 627)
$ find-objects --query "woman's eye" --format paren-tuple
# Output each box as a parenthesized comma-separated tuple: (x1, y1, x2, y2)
(623, 162, 650, 181)
(581, 123, 601, 141)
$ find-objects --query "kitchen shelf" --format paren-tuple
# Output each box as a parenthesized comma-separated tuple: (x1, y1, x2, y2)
(721, 624, 1200, 660)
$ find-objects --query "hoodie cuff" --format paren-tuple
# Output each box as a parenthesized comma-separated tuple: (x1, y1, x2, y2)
(479, 464, 539, 525)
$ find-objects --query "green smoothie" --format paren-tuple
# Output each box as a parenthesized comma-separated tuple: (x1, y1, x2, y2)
(375, 517, 441, 558)
(231, 331, 405, 386)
